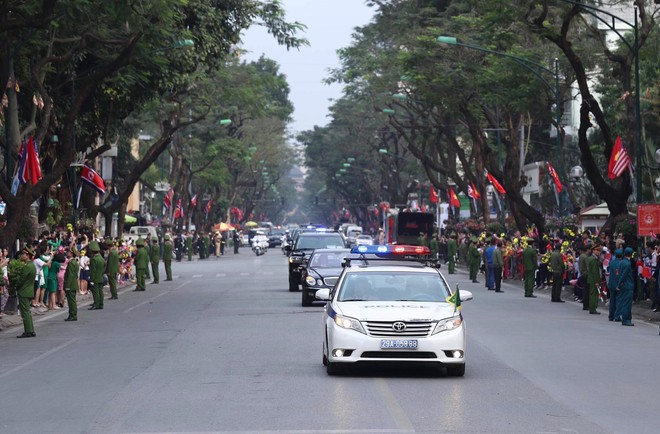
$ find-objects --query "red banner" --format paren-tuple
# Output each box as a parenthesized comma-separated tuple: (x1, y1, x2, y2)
(638, 204, 660, 237)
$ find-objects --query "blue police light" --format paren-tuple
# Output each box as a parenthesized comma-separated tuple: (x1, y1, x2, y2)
(351, 245, 390, 255)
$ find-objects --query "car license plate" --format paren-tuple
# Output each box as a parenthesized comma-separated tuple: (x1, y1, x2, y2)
(380, 339, 418, 350)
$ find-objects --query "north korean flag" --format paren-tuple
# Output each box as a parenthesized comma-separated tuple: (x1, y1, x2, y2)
(80, 165, 106, 195)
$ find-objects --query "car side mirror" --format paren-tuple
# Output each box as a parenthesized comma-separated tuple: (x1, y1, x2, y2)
(315, 288, 330, 300)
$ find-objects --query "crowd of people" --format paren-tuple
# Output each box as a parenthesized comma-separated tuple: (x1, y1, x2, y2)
(415, 228, 659, 325)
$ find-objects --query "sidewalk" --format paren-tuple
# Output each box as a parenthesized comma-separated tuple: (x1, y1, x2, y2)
(454, 264, 660, 326)
(0, 280, 136, 332)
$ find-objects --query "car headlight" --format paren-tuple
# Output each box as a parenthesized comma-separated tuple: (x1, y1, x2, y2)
(333, 313, 366, 334)
(432, 316, 463, 335)
(305, 275, 318, 286)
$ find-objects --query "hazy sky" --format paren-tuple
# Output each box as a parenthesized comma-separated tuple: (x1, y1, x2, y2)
(240, 0, 374, 135)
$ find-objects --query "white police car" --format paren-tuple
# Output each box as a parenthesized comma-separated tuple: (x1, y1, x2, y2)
(316, 244, 472, 376)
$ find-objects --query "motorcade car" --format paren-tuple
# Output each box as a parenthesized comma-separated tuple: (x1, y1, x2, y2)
(301, 248, 351, 306)
(354, 234, 374, 246)
(268, 228, 286, 248)
(286, 231, 346, 292)
(345, 225, 363, 247)
(316, 244, 473, 376)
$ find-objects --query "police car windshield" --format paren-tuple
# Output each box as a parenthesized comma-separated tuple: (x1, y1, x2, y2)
(337, 271, 450, 302)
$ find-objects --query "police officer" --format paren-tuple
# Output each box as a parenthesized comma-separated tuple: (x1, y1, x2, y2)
(607, 248, 623, 321)
(88, 241, 105, 310)
(429, 234, 439, 260)
(549, 243, 565, 302)
(522, 238, 538, 298)
(186, 232, 193, 261)
(144, 238, 151, 281)
(447, 233, 457, 274)
(174, 233, 183, 262)
(163, 234, 173, 281)
(134, 238, 149, 291)
(105, 239, 119, 300)
(150, 236, 160, 284)
(586, 244, 603, 314)
(16, 247, 37, 338)
(64, 247, 80, 321)
(614, 247, 635, 326)
(468, 238, 480, 283)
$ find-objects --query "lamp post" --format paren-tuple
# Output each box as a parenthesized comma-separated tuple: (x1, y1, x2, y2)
(437, 36, 563, 214)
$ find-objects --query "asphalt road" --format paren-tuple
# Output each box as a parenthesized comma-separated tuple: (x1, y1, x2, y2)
(1, 249, 659, 434)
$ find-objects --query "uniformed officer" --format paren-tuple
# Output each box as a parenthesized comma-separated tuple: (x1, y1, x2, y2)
(614, 247, 635, 325)
(16, 247, 37, 338)
(607, 248, 623, 321)
(64, 247, 80, 321)
(522, 238, 538, 298)
(163, 234, 173, 281)
(174, 233, 183, 262)
(417, 232, 428, 247)
(586, 244, 603, 314)
(88, 241, 105, 310)
(134, 238, 149, 291)
(150, 236, 160, 284)
(429, 234, 439, 260)
(186, 232, 193, 261)
(447, 233, 458, 274)
(105, 239, 120, 299)
(144, 237, 151, 280)
(549, 243, 565, 302)
(468, 238, 480, 283)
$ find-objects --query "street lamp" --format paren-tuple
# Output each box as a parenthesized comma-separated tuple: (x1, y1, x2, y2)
(437, 35, 563, 214)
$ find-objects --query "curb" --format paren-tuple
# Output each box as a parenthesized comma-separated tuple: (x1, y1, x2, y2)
(0, 281, 137, 332)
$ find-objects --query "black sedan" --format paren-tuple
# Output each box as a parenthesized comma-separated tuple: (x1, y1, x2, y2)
(300, 248, 351, 306)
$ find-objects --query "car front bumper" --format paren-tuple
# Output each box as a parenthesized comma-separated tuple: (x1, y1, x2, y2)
(325, 321, 466, 366)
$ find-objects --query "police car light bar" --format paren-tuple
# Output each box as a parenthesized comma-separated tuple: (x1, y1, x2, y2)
(350, 245, 430, 256)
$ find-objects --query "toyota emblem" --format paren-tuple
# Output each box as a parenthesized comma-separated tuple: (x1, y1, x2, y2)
(392, 322, 406, 332)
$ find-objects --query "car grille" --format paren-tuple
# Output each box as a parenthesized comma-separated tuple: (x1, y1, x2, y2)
(361, 351, 437, 359)
(364, 320, 434, 337)
(323, 277, 339, 286)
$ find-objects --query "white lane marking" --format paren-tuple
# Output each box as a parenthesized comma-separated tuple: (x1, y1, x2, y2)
(216, 273, 227, 277)
(239, 272, 250, 276)
(127, 430, 410, 434)
(375, 378, 415, 432)
(123, 291, 170, 314)
(192, 274, 203, 278)
(0, 338, 79, 380)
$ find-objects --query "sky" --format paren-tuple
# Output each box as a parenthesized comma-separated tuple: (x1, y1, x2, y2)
(240, 0, 375, 135)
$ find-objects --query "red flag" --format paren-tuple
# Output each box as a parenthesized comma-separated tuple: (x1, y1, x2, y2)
(18, 136, 43, 186)
(486, 170, 506, 194)
(449, 187, 461, 208)
(163, 188, 173, 209)
(546, 161, 563, 193)
(205, 198, 213, 218)
(608, 136, 632, 179)
(190, 194, 197, 207)
(80, 165, 106, 195)
(429, 187, 439, 203)
(468, 182, 481, 199)
(173, 198, 184, 219)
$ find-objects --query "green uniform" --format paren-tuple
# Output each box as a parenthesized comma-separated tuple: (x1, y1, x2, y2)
(18, 260, 37, 335)
(163, 240, 173, 281)
(549, 250, 565, 302)
(586, 254, 601, 313)
(89, 252, 106, 309)
(417, 234, 428, 247)
(186, 236, 193, 261)
(150, 240, 160, 284)
(64, 257, 80, 320)
(144, 241, 151, 280)
(522, 245, 538, 296)
(134, 243, 150, 291)
(468, 243, 480, 282)
(202, 235, 210, 259)
(105, 248, 120, 299)
(447, 238, 458, 274)
(429, 237, 439, 259)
